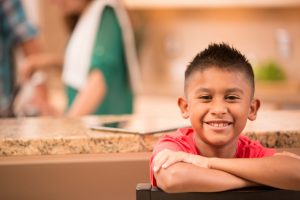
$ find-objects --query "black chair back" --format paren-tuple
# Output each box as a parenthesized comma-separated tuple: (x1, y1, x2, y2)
(136, 183, 300, 200)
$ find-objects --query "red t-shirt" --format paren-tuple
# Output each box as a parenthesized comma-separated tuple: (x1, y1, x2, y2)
(150, 127, 275, 186)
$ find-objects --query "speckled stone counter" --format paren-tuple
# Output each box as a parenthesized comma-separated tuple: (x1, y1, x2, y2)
(0, 110, 300, 156)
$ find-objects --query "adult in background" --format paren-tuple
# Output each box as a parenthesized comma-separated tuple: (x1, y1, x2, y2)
(0, 0, 40, 116)
(0, 0, 58, 117)
(52, 0, 141, 116)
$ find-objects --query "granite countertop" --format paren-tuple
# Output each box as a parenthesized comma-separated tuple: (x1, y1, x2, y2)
(0, 110, 300, 156)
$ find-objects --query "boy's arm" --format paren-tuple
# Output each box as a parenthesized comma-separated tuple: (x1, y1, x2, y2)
(155, 163, 258, 193)
(153, 149, 300, 192)
(153, 150, 259, 193)
(209, 155, 300, 191)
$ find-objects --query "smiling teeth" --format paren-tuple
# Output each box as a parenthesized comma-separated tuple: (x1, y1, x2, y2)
(208, 122, 229, 127)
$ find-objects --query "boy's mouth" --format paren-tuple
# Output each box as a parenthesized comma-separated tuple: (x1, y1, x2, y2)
(204, 120, 233, 128)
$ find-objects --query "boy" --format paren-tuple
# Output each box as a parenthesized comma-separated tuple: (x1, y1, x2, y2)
(150, 43, 300, 192)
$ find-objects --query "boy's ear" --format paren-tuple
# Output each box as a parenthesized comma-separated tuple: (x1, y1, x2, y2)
(248, 98, 260, 121)
(178, 96, 189, 119)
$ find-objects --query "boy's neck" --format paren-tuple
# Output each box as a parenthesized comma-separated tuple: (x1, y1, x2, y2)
(194, 136, 238, 158)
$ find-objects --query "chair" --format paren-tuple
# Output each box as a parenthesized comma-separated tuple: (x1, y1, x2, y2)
(136, 183, 300, 200)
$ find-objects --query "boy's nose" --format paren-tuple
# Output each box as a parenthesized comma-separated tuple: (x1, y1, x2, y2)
(210, 100, 228, 116)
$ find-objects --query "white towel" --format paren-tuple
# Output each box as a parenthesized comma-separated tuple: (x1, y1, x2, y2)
(63, 0, 141, 93)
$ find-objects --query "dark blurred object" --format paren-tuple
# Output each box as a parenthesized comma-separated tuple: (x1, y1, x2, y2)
(0, 86, 20, 118)
(136, 183, 300, 200)
(65, 14, 80, 32)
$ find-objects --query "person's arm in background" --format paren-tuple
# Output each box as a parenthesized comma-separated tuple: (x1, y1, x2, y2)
(19, 42, 63, 83)
(17, 17, 63, 83)
(153, 149, 300, 192)
(18, 38, 60, 116)
(20, 36, 41, 55)
(66, 70, 106, 116)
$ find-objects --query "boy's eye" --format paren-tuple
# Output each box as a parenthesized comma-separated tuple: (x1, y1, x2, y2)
(198, 95, 212, 101)
(225, 95, 240, 101)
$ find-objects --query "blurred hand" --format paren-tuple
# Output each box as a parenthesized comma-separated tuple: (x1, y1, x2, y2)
(153, 149, 210, 173)
(18, 53, 62, 84)
(19, 58, 35, 83)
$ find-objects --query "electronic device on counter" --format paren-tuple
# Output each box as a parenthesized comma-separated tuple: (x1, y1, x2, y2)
(89, 116, 190, 135)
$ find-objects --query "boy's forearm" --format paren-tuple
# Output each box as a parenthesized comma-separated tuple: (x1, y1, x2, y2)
(209, 155, 300, 191)
(155, 162, 258, 193)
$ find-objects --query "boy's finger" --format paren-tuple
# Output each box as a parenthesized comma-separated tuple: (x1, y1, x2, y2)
(153, 149, 170, 165)
(162, 155, 183, 169)
(153, 157, 168, 172)
(153, 153, 170, 172)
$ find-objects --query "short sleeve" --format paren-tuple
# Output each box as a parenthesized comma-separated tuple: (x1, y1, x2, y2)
(150, 129, 196, 187)
(236, 135, 276, 158)
(150, 137, 184, 187)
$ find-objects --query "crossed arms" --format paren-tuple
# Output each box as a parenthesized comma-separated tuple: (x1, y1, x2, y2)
(152, 149, 300, 193)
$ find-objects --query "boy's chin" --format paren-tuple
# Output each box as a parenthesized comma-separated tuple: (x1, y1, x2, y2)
(204, 134, 237, 147)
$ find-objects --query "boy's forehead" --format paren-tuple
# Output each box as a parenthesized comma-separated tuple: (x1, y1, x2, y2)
(185, 67, 253, 94)
(188, 67, 247, 81)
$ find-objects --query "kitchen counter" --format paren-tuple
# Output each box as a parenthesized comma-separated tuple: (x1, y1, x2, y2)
(0, 110, 300, 156)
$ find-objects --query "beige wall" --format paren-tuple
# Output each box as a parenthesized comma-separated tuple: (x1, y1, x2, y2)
(37, 5, 300, 99)
(129, 8, 300, 96)
(39, 1, 69, 55)
(36, 1, 69, 112)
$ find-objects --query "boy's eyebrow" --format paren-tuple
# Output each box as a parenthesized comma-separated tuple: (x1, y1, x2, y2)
(194, 87, 244, 94)
(194, 88, 211, 93)
(225, 88, 244, 94)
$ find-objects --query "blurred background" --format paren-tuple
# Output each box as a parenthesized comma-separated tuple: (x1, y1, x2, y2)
(2, 2, 300, 199)
(19, 0, 300, 113)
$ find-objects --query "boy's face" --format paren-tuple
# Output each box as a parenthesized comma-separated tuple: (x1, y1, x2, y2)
(178, 67, 260, 152)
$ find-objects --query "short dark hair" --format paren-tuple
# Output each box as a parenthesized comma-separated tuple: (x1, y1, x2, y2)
(184, 43, 254, 96)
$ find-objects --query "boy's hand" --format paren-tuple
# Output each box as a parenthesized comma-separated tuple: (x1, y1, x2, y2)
(153, 149, 210, 172)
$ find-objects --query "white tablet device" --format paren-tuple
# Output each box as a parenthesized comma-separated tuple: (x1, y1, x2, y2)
(89, 116, 190, 135)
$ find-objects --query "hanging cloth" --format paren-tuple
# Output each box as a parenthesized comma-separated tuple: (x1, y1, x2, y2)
(63, 0, 141, 93)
